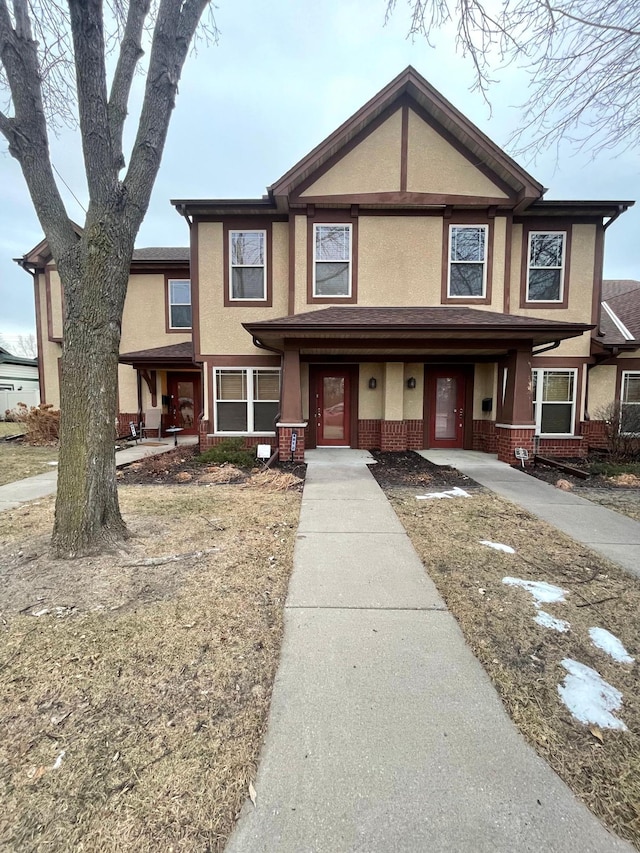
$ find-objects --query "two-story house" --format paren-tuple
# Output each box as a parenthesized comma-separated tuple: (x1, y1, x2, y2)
(20, 67, 636, 464)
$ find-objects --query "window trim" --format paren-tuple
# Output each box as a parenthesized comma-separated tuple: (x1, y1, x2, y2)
(228, 228, 268, 303)
(441, 219, 493, 305)
(525, 230, 567, 304)
(519, 222, 572, 309)
(620, 370, 640, 436)
(166, 277, 192, 331)
(532, 367, 577, 437)
(307, 213, 358, 304)
(213, 366, 280, 435)
(312, 222, 353, 299)
(223, 220, 274, 308)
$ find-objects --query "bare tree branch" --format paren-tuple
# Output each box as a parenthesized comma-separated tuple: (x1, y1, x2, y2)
(388, 0, 640, 156)
(68, 0, 115, 204)
(108, 0, 150, 171)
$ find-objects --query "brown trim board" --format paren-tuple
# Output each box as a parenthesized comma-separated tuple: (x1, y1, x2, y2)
(223, 219, 274, 308)
(306, 211, 359, 305)
(164, 272, 193, 335)
(441, 215, 494, 306)
(519, 222, 573, 310)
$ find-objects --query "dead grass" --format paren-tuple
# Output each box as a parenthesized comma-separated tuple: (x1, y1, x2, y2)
(579, 488, 640, 523)
(385, 486, 640, 849)
(0, 441, 58, 486)
(0, 422, 26, 437)
(0, 484, 301, 852)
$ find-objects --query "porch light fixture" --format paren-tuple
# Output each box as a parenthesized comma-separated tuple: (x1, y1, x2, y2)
(368, 377, 377, 389)
(407, 377, 417, 389)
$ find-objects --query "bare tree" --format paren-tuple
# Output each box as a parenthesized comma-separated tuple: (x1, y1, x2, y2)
(12, 333, 38, 359)
(0, 1, 213, 556)
(387, 0, 640, 156)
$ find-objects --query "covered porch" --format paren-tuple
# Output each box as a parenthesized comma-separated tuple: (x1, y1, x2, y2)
(119, 342, 203, 437)
(244, 307, 591, 464)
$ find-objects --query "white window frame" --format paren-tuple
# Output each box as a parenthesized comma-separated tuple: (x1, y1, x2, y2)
(313, 223, 352, 298)
(168, 278, 192, 329)
(532, 368, 577, 437)
(229, 230, 267, 302)
(620, 370, 640, 435)
(447, 224, 488, 299)
(213, 367, 280, 435)
(526, 231, 566, 303)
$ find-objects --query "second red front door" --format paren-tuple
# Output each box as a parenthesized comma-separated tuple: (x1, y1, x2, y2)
(427, 368, 467, 448)
(314, 370, 351, 446)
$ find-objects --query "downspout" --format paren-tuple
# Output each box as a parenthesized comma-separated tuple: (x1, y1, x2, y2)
(603, 206, 624, 231)
(532, 340, 561, 356)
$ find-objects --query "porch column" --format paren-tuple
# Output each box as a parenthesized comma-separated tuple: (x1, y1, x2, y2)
(381, 362, 407, 451)
(495, 345, 536, 465)
(277, 347, 307, 462)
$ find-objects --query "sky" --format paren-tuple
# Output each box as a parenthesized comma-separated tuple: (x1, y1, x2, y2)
(0, 0, 638, 346)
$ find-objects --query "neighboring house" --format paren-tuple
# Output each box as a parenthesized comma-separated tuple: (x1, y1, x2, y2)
(0, 346, 39, 416)
(588, 280, 640, 439)
(18, 67, 636, 463)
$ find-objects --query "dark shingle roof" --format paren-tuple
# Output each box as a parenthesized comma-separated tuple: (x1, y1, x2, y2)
(600, 280, 640, 345)
(119, 342, 193, 363)
(246, 306, 590, 330)
(131, 247, 189, 263)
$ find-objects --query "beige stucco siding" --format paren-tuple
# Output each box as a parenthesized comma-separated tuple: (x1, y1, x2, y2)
(473, 363, 497, 420)
(407, 110, 509, 198)
(383, 362, 404, 420)
(121, 273, 190, 352)
(198, 221, 289, 355)
(403, 363, 423, 419)
(301, 111, 402, 197)
(358, 217, 442, 305)
(510, 223, 596, 357)
(46, 266, 64, 340)
(118, 365, 138, 412)
(587, 365, 617, 416)
(359, 363, 384, 419)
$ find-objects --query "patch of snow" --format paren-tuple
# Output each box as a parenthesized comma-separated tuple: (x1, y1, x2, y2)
(480, 540, 515, 554)
(589, 627, 635, 665)
(47, 461, 58, 466)
(535, 611, 570, 633)
(416, 486, 470, 500)
(52, 750, 65, 770)
(502, 577, 568, 608)
(32, 608, 49, 617)
(558, 659, 627, 731)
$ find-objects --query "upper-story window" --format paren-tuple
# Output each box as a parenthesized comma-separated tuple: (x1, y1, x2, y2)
(448, 225, 487, 298)
(527, 232, 566, 302)
(168, 279, 192, 329)
(314, 224, 352, 297)
(230, 230, 267, 301)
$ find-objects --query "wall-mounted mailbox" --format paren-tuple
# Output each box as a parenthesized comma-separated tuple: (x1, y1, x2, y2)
(482, 397, 493, 412)
(161, 394, 171, 407)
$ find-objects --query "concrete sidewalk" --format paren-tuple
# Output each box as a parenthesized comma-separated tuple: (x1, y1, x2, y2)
(0, 436, 198, 512)
(226, 450, 631, 853)
(420, 449, 640, 580)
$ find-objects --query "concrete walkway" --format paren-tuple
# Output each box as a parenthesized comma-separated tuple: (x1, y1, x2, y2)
(420, 449, 640, 580)
(226, 450, 631, 853)
(0, 436, 198, 512)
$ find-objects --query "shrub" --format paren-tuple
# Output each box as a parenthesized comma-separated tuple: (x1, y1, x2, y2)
(15, 402, 60, 445)
(196, 437, 256, 468)
(593, 402, 640, 461)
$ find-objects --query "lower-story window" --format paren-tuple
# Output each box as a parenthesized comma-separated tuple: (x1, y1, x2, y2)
(214, 367, 280, 433)
(621, 371, 640, 434)
(532, 369, 576, 435)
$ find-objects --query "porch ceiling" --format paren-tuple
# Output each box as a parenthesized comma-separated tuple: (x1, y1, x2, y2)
(244, 306, 592, 352)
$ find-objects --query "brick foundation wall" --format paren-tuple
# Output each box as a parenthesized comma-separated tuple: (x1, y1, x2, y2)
(199, 421, 276, 455)
(357, 419, 382, 449)
(472, 420, 497, 453)
(496, 426, 536, 465)
(116, 412, 140, 436)
(406, 419, 424, 450)
(277, 426, 306, 462)
(380, 420, 408, 451)
(582, 420, 608, 451)
(536, 437, 586, 458)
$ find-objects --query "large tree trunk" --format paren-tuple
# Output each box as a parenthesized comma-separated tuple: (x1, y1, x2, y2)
(52, 214, 134, 557)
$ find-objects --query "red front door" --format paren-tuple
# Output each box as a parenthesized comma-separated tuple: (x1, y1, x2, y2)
(314, 370, 351, 447)
(167, 372, 201, 435)
(427, 368, 466, 448)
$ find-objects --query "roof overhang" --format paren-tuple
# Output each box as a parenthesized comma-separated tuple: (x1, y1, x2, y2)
(244, 308, 592, 355)
(119, 343, 197, 369)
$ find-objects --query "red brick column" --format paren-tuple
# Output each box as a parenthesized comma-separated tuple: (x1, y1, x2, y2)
(495, 426, 535, 465)
(380, 420, 408, 451)
(277, 423, 307, 462)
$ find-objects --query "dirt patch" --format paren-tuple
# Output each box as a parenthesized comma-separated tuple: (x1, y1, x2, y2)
(368, 449, 478, 491)
(372, 452, 640, 850)
(0, 484, 301, 852)
(578, 489, 640, 523)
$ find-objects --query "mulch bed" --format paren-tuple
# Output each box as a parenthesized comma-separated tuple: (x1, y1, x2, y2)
(118, 446, 306, 488)
(368, 449, 480, 491)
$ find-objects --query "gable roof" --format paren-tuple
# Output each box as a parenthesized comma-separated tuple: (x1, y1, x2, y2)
(268, 66, 544, 206)
(0, 346, 37, 366)
(16, 234, 189, 272)
(599, 280, 640, 346)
